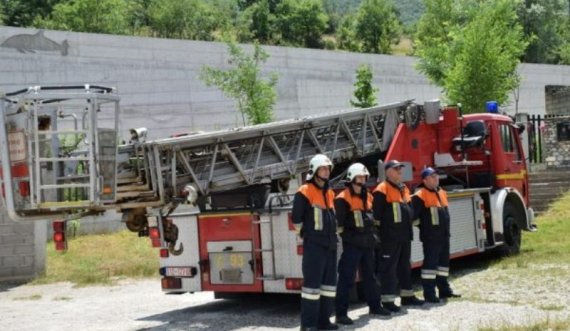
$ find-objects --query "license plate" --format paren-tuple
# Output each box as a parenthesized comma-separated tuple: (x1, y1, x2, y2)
(164, 267, 193, 277)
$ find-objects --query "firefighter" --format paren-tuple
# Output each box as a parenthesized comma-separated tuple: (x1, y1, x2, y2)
(334, 163, 391, 325)
(373, 160, 424, 312)
(292, 154, 339, 331)
(412, 167, 461, 302)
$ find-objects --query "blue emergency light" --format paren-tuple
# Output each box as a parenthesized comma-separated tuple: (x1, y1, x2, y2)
(486, 101, 499, 113)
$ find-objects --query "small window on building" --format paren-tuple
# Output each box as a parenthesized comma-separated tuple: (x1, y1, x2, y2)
(558, 122, 570, 141)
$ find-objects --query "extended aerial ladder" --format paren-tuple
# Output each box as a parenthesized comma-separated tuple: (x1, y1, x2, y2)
(0, 85, 416, 224)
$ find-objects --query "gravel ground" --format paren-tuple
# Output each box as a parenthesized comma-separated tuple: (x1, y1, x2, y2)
(1, 261, 569, 331)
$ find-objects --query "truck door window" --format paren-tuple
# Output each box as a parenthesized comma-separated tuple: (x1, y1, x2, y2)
(510, 125, 523, 161)
(499, 124, 514, 153)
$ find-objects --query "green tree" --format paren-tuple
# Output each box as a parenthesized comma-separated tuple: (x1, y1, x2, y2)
(554, 1, 570, 63)
(34, 0, 129, 34)
(517, 0, 567, 63)
(0, 2, 5, 25)
(274, 0, 328, 48)
(126, 0, 153, 35)
(147, 0, 221, 40)
(354, 0, 401, 54)
(200, 42, 279, 125)
(322, 0, 358, 34)
(558, 42, 570, 64)
(336, 14, 360, 52)
(238, 0, 281, 11)
(2, 0, 62, 27)
(416, 0, 457, 86)
(416, 0, 528, 113)
(351, 64, 378, 108)
(236, 0, 275, 43)
(394, 0, 425, 27)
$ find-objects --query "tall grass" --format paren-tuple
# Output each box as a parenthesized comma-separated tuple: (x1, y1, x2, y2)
(34, 230, 159, 286)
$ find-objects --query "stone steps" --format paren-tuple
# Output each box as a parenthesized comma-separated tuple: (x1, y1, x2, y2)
(529, 169, 570, 214)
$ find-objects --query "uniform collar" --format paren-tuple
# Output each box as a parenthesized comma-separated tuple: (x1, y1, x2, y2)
(386, 179, 405, 190)
(309, 180, 327, 191)
(425, 185, 440, 193)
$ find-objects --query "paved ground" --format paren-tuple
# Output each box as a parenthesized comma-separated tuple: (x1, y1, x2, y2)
(1, 255, 569, 331)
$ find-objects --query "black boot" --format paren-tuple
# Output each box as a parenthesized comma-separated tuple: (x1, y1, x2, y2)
(439, 291, 461, 299)
(370, 306, 392, 316)
(300, 327, 318, 331)
(423, 280, 439, 303)
(317, 322, 339, 330)
(424, 294, 440, 303)
(437, 276, 460, 299)
(401, 295, 425, 306)
(382, 301, 401, 313)
(335, 315, 354, 325)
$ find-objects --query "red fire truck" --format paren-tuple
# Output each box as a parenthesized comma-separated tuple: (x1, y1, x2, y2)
(0, 86, 535, 296)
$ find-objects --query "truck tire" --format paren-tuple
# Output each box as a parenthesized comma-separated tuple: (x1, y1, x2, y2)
(500, 202, 522, 255)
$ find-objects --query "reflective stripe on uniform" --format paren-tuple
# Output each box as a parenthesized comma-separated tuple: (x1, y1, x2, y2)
(313, 206, 323, 230)
(337, 226, 344, 234)
(353, 210, 364, 227)
(381, 294, 397, 303)
(421, 269, 437, 280)
(437, 266, 449, 277)
(400, 289, 415, 297)
(374, 219, 381, 226)
(430, 206, 439, 225)
(320, 285, 336, 298)
(392, 202, 401, 223)
(301, 287, 321, 300)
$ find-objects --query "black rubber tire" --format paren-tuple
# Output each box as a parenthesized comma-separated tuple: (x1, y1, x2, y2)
(125, 214, 146, 232)
(500, 202, 522, 256)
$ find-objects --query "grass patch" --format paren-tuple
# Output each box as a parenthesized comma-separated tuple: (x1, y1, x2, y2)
(478, 317, 570, 331)
(33, 230, 159, 286)
(494, 191, 570, 267)
(13, 294, 42, 301)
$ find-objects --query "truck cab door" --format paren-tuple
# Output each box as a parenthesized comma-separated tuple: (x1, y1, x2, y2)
(496, 123, 527, 200)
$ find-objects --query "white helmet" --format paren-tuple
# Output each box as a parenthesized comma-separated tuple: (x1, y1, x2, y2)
(346, 163, 370, 182)
(306, 154, 333, 181)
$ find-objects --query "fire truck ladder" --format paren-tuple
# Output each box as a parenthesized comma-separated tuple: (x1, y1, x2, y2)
(1, 83, 415, 222)
(115, 99, 413, 212)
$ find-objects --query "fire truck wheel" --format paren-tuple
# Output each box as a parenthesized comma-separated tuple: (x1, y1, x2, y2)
(123, 211, 147, 232)
(501, 203, 522, 255)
